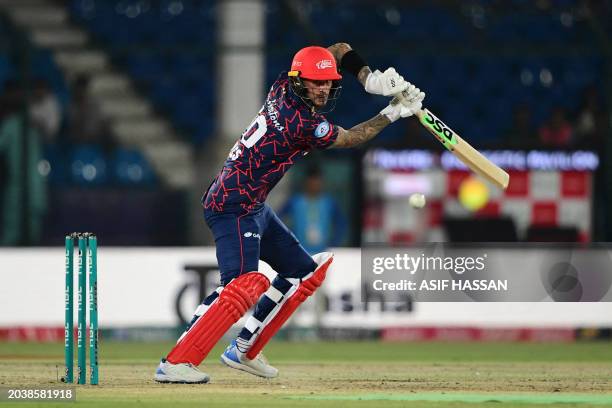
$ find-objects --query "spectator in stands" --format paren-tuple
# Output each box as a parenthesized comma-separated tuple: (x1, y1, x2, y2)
(29, 78, 62, 145)
(279, 166, 347, 254)
(67, 75, 114, 150)
(0, 79, 47, 245)
(538, 107, 573, 147)
(574, 85, 607, 148)
(505, 104, 535, 148)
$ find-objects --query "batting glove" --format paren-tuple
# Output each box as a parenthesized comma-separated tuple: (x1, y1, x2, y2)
(365, 67, 409, 96)
(380, 83, 425, 122)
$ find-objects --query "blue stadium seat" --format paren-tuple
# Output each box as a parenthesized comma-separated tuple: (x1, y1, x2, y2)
(42, 144, 68, 186)
(69, 145, 108, 186)
(395, 60, 427, 85)
(111, 148, 156, 186)
(192, 119, 215, 145)
(172, 94, 208, 131)
(169, 54, 212, 81)
(396, 8, 465, 42)
(31, 49, 69, 107)
(69, 0, 604, 147)
(562, 57, 602, 88)
(70, 0, 217, 145)
(0, 55, 13, 87)
(150, 78, 182, 110)
(127, 54, 166, 82)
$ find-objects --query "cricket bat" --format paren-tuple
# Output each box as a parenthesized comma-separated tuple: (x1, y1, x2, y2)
(415, 108, 509, 189)
(397, 88, 509, 189)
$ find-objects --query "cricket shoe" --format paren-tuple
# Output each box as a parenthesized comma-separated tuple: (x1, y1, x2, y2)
(154, 358, 210, 384)
(220, 340, 278, 378)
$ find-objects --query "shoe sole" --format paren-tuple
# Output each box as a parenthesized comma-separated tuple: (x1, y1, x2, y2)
(220, 354, 277, 379)
(154, 376, 209, 384)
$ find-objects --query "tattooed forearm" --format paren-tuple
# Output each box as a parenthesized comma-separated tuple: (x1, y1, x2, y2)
(325, 43, 387, 148)
(357, 66, 372, 87)
(330, 114, 391, 148)
(327, 43, 371, 86)
(327, 42, 352, 65)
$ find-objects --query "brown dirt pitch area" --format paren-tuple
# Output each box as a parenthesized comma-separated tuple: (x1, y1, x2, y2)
(0, 341, 611, 407)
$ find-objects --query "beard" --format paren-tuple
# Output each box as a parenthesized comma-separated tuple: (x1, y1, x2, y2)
(312, 92, 329, 107)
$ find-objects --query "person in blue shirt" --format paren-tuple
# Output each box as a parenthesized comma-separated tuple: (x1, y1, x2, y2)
(280, 166, 346, 254)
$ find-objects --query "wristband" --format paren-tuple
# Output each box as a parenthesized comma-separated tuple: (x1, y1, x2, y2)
(340, 50, 368, 77)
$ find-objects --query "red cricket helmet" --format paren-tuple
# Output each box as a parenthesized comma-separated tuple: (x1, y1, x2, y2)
(289, 46, 342, 81)
(287, 46, 343, 113)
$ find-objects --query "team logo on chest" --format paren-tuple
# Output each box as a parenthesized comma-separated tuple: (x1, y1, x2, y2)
(315, 121, 331, 138)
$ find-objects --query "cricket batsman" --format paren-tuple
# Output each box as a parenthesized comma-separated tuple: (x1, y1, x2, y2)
(154, 43, 425, 383)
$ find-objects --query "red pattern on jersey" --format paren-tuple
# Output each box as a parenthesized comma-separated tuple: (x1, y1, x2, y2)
(204, 73, 338, 213)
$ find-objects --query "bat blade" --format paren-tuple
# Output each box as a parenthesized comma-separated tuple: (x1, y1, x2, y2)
(416, 108, 509, 190)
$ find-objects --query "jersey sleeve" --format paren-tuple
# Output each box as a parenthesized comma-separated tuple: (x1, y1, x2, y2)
(298, 116, 339, 149)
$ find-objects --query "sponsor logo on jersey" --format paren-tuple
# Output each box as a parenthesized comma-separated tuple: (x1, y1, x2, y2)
(315, 59, 333, 69)
(243, 232, 261, 239)
(315, 121, 331, 138)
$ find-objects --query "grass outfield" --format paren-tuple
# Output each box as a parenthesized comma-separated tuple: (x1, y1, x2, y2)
(0, 341, 611, 407)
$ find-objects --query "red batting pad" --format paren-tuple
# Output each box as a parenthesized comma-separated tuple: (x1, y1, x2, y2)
(167, 272, 269, 365)
(246, 256, 333, 360)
